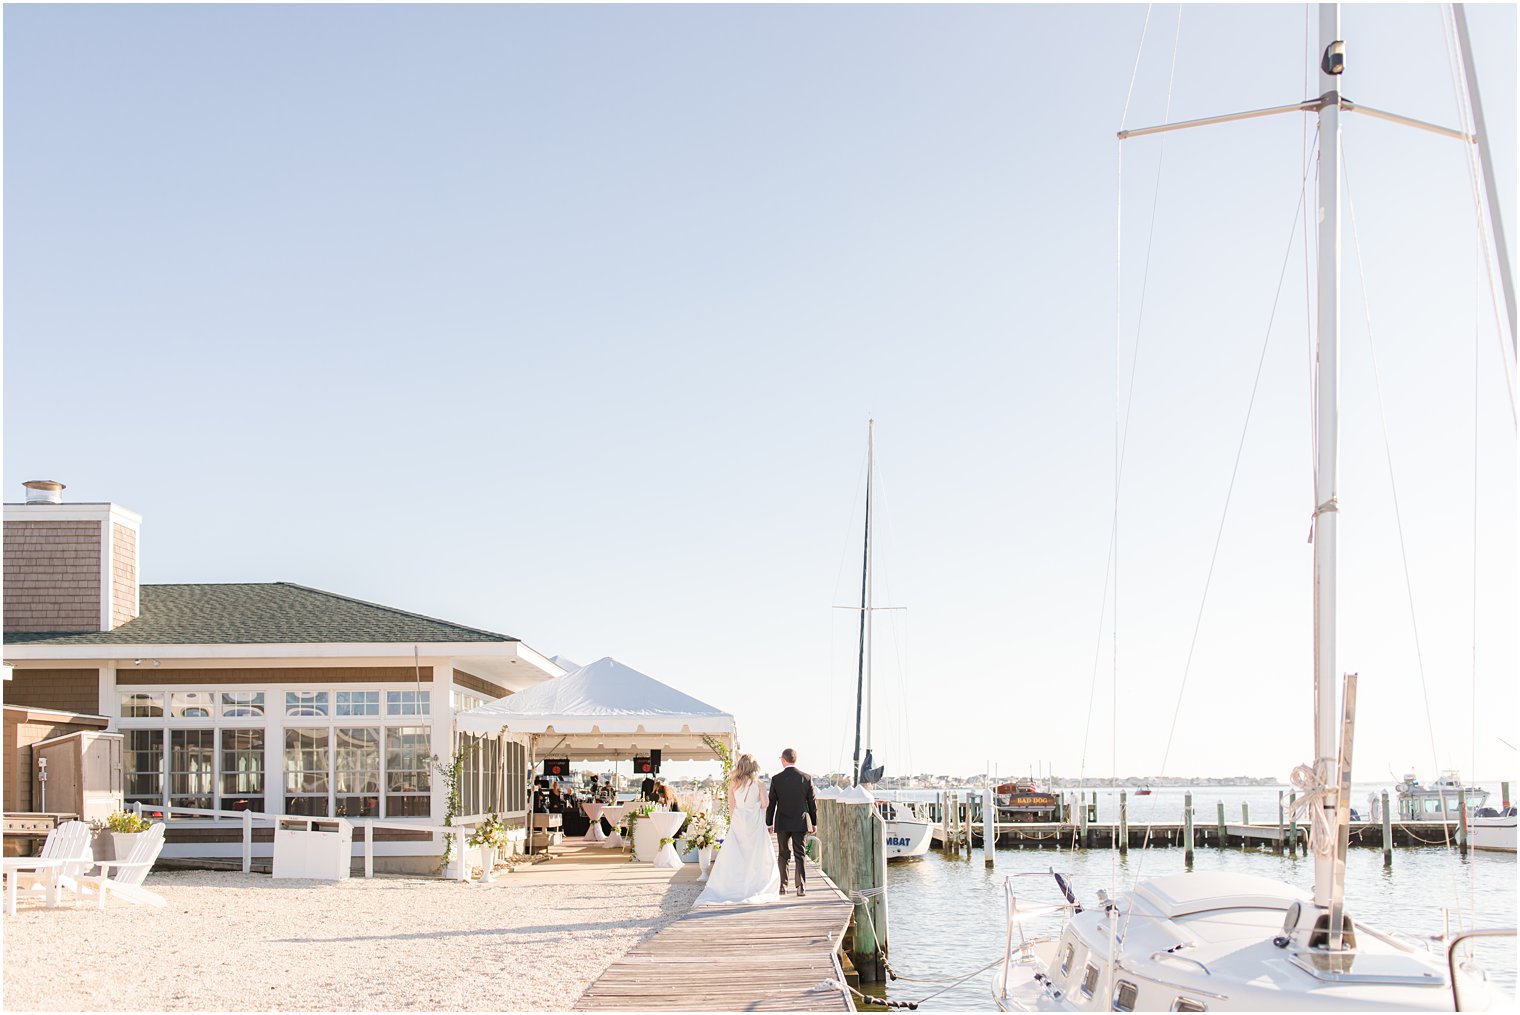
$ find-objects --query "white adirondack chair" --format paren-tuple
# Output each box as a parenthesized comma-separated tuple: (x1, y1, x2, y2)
(10, 820, 93, 904)
(77, 822, 167, 909)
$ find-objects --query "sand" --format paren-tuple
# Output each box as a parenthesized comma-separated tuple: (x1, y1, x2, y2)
(2, 845, 702, 1011)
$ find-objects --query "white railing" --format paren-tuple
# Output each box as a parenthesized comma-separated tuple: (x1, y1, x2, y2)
(130, 802, 279, 874)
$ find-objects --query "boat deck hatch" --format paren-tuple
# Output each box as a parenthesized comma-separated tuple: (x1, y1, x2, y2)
(1288, 951, 1445, 987)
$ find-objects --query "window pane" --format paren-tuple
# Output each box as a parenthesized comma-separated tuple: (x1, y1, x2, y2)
(385, 726, 431, 818)
(335, 690, 379, 717)
(169, 729, 216, 813)
(334, 728, 380, 817)
(219, 729, 266, 811)
(169, 691, 216, 719)
(286, 691, 329, 718)
(124, 729, 164, 806)
(386, 690, 430, 716)
(221, 691, 265, 718)
(284, 728, 329, 816)
(121, 693, 164, 718)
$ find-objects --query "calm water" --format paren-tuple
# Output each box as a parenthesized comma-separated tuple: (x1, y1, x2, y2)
(865, 785, 1517, 1009)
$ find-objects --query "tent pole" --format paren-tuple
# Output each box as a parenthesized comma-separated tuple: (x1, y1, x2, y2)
(527, 734, 537, 857)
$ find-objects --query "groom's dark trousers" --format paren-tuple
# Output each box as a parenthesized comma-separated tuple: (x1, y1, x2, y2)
(767, 766, 818, 890)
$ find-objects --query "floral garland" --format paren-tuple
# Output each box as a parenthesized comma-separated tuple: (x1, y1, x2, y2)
(701, 734, 734, 820)
(433, 742, 476, 866)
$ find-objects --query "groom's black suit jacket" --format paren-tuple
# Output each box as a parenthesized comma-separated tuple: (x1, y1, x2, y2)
(766, 766, 818, 833)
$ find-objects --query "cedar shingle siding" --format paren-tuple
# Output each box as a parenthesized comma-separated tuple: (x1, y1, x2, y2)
(4, 669, 102, 716)
(111, 522, 138, 628)
(3, 520, 101, 632)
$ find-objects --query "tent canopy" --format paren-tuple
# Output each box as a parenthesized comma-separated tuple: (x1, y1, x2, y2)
(454, 656, 736, 761)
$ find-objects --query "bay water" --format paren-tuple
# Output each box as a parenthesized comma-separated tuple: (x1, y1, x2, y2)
(865, 784, 1516, 1009)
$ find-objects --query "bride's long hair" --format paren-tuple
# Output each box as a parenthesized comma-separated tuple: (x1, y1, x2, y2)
(732, 753, 759, 787)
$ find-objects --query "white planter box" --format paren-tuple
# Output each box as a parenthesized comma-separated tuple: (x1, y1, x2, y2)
(272, 818, 352, 880)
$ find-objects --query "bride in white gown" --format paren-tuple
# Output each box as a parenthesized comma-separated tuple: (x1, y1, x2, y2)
(694, 753, 780, 906)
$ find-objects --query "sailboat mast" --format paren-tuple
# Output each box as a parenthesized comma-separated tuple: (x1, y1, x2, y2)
(852, 420, 875, 787)
(866, 422, 875, 756)
(1311, 1, 1343, 913)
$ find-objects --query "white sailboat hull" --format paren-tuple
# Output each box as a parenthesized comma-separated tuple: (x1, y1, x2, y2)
(884, 818, 934, 859)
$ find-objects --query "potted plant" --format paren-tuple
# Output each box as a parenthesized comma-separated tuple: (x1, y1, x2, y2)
(467, 814, 511, 884)
(104, 810, 154, 861)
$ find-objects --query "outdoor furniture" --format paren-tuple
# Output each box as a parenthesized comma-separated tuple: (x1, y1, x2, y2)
(648, 810, 687, 868)
(7, 819, 92, 907)
(4, 857, 63, 915)
(602, 805, 628, 849)
(76, 822, 167, 909)
(583, 801, 607, 842)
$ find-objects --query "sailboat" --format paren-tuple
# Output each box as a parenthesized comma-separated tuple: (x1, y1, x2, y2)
(992, 5, 1514, 1011)
(846, 420, 934, 861)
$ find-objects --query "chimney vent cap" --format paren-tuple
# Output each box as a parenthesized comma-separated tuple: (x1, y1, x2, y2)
(22, 480, 66, 505)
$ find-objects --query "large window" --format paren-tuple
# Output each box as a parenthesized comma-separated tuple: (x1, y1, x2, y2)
(284, 728, 330, 816)
(334, 728, 381, 817)
(220, 729, 266, 811)
(124, 729, 164, 808)
(169, 729, 216, 812)
(386, 727, 431, 817)
(120, 685, 434, 819)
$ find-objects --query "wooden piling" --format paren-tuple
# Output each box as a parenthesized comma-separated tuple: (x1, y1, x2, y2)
(984, 788, 995, 867)
(1503, 781, 1511, 809)
(1119, 791, 1129, 855)
(817, 797, 888, 984)
(1288, 791, 1298, 855)
(1241, 801, 1250, 827)
(1458, 786, 1468, 858)
(1216, 801, 1226, 847)
(1184, 791, 1194, 867)
(1277, 792, 1285, 855)
(1079, 790, 1089, 847)
(1381, 789, 1393, 868)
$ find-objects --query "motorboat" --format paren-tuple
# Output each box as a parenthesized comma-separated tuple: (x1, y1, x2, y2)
(1394, 772, 1490, 820)
(1470, 807, 1516, 855)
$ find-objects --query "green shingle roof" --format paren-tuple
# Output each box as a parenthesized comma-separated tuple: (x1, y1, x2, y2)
(4, 583, 517, 646)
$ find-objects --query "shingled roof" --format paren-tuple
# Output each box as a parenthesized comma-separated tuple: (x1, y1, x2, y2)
(3, 583, 517, 646)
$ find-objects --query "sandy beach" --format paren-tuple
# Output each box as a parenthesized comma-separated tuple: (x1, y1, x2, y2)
(3, 845, 702, 1012)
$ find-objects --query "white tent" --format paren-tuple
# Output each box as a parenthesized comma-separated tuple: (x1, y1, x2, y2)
(454, 656, 736, 761)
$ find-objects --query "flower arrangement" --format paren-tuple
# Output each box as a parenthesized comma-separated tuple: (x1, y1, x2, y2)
(682, 813, 723, 851)
(624, 802, 658, 860)
(104, 810, 154, 834)
(468, 813, 512, 851)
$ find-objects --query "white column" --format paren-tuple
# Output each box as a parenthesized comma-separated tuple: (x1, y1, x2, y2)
(265, 690, 285, 816)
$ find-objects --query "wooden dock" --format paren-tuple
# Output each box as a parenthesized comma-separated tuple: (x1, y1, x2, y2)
(932, 819, 1461, 850)
(575, 857, 856, 1012)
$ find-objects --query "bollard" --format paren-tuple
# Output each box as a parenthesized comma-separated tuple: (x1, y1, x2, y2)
(1119, 791, 1129, 855)
(1184, 791, 1194, 867)
(1458, 786, 1468, 858)
(1216, 801, 1226, 847)
(1381, 789, 1393, 868)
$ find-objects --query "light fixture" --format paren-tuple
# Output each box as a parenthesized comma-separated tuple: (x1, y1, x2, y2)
(1322, 40, 1346, 76)
(133, 659, 142, 666)
(151, 660, 160, 667)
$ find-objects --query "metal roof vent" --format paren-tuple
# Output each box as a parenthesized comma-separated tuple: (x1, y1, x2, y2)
(22, 480, 65, 505)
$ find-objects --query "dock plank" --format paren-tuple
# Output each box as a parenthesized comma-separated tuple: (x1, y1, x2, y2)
(575, 857, 855, 1012)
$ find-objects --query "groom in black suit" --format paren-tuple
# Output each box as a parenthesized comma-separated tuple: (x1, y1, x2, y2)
(766, 747, 817, 896)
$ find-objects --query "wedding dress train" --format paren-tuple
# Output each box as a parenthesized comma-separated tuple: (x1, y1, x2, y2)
(693, 780, 780, 906)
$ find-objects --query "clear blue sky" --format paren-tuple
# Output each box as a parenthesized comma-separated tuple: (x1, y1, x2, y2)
(5, 4, 1515, 784)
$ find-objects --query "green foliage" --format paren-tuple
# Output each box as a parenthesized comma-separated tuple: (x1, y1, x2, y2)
(701, 734, 734, 819)
(624, 802, 658, 861)
(434, 742, 477, 866)
(105, 810, 153, 833)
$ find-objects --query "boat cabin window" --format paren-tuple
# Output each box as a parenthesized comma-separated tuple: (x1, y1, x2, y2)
(1079, 964, 1099, 998)
(1058, 941, 1075, 976)
(1171, 999, 1207, 1013)
(1112, 980, 1138, 1012)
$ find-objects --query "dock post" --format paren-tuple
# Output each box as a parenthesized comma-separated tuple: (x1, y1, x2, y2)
(1381, 789, 1393, 868)
(1277, 792, 1285, 855)
(1119, 791, 1129, 855)
(822, 796, 888, 983)
(984, 787, 995, 867)
(1288, 791, 1298, 855)
(1184, 791, 1194, 867)
(1458, 786, 1468, 858)
(1079, 790, 1089, 848)
(1216, 801, 1226, 847)
(1241, 801, 1250, 828)
(1503, 782, 1511, 809)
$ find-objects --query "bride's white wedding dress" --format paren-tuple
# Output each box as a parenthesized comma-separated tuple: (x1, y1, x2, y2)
(694, 779, 780, 906)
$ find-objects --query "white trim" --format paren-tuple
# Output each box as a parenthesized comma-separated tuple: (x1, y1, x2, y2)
(2, 502, 143, 526)
(101, 664, 115, 731)
(6, 641, 528, 662)
(100, 517, 114, 631)
(0, 702, 109, 722)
